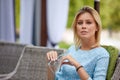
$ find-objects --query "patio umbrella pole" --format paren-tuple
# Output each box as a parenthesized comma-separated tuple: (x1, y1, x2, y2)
(94, 0, 100, 14)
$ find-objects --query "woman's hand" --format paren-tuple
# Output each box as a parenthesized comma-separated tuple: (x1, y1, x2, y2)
(61, 55, 80, 68)
(46, 51, 58, 61)
(61, 55, 74, 65)
(46, 51, 80, 68)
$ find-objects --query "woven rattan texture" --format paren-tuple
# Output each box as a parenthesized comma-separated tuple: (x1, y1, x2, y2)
(0, 42, 26, 74)
(111, 58, 120, 80)
(9, 46, 63, 80)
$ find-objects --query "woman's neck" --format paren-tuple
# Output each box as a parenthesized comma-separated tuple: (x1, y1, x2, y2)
(80, 38, 97, 50)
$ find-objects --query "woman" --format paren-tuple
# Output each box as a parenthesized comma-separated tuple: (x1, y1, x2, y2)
(46, 6, 109, 80)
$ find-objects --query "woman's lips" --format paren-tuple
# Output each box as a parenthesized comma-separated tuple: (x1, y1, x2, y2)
(81, 31, 88, 34)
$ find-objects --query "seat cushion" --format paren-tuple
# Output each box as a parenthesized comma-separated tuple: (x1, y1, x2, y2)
(102, 45, 119, 80)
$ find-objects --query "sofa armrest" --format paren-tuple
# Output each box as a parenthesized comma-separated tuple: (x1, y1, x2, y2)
(111, 57, 120, 80)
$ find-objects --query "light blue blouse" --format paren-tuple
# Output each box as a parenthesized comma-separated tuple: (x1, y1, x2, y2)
(55, 45, 109, 80)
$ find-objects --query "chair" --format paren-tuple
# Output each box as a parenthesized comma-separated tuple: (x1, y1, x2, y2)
(8, 46, 63, 80)
(0, 41, 26, 80)
(0, 42, 63, 80)
(111, 58, 120, 80)
(102, 45, 119, 80)
(0, 41, 119, 80)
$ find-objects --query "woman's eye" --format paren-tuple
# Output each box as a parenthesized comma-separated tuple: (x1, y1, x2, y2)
(86, 22, 92, 24)
(77, 22, 82, 25)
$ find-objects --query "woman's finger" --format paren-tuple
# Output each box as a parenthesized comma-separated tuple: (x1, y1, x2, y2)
(61, 62, 73, 66)
(51, 51, 58, 61)
(47, 51, 58, 61)
(54, 51, 58, 60)
(61, 55, 74, 65)
(47, 52, 51, 61)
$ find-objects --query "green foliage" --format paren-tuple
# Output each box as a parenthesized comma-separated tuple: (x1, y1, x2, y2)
(109, 0, 120, 31)
(100, 0, 120, 30)
(67, 0, 93, 28)
(100, 0, 111, 29)
(59, 41, 71, 49)
(67, 0, 120, 31)
(15, 0, 20, 28)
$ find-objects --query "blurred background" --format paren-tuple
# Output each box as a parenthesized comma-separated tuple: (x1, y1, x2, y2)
(0, 0, 120, 51)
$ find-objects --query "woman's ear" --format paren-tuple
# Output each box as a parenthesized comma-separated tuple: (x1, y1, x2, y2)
(95, 28, 98, 31)
(95, 26, 98, 31)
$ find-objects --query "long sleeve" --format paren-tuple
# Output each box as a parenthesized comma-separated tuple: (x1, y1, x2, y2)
(88, 56, 109, 80)
(55, 45, 110, 80)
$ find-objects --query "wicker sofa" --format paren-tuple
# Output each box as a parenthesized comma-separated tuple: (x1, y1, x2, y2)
(0, 42, 63, 80)
(0, 42, 119, 80)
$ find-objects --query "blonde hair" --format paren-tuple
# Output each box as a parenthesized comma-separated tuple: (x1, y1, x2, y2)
(72, 6, 102, 49)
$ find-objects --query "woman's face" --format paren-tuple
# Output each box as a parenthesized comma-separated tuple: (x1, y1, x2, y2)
(76, 12, 98, 40)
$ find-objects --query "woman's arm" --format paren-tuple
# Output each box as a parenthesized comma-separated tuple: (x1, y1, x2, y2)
(62, 55, 89, 80)
(91, 56, 109, 80)
(62, 54, 109, 80)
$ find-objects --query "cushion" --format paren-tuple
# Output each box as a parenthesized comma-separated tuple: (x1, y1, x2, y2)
(102, 45, 119, 80)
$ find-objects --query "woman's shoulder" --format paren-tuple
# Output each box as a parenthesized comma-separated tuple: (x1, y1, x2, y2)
(68, 44, 75, 49)
(67, 45, 76, 52)
(97, 46, 108, 53)
(94, 46, 110, 57)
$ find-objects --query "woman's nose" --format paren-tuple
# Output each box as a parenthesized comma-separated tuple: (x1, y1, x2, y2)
(82, 23, 86, 29)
